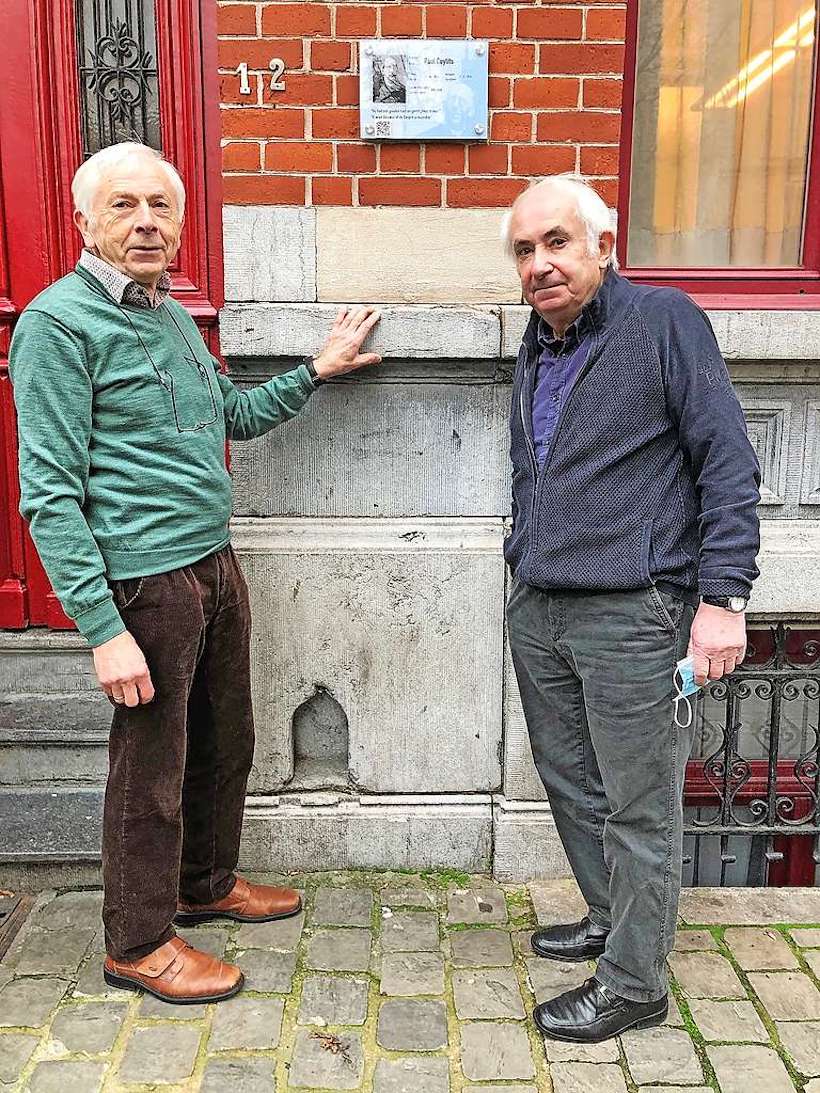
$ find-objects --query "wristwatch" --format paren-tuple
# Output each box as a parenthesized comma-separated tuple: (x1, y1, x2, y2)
(305, 358, 325, 386)
(702, 595, 748, 613)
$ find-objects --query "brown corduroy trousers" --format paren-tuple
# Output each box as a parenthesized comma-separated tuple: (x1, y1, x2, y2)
(101, 545, 255, 961)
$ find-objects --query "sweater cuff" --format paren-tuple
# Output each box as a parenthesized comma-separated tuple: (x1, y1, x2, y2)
(698, 576, 753, 601)
(295, 362, 320, 393)
(74, 596, 127, 647)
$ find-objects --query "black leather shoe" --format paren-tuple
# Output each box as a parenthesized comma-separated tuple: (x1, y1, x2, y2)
(530, 916, 609, 962)
(534, 977, 668, 1043)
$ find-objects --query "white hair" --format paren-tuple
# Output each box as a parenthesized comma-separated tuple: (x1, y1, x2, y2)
(71, 142, 186, 220)
(501, 175, 618, 270)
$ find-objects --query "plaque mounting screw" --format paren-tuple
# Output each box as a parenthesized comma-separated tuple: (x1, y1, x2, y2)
(364, 45, 373, 55)
(474, 124, 486, 135)
(475, 43, 486, 56)
(365, 124, 375, 135)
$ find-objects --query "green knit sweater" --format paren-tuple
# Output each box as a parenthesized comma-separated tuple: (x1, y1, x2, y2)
(10, 264, 315, 646)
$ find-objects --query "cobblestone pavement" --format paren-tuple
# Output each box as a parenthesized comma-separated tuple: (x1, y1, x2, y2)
(2, 872, 820, 1091)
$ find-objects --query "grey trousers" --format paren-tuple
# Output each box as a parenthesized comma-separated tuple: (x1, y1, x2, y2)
(506, 580, 695, 1002)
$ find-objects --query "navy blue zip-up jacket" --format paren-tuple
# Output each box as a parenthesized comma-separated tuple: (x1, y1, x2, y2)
(505, 268, 761, 601)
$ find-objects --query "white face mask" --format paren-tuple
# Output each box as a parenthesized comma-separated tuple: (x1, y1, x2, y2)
(673, 655, 702, 728)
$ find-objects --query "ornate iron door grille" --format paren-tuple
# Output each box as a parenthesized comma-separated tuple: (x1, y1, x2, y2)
(76, 0, 161, 156)
(684, 624, 820, 886)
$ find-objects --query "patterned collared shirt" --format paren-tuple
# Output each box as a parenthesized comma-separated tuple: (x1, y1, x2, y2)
(78, 249, 171, 310)
(531, 309, 593, 465)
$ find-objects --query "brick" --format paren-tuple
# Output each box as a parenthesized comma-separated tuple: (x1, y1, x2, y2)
(580, 144, 621, 175)
(262, 3, 330, 37)
(489, 43, 536, 75)
(336, 74, 360, 105)
(381, 144, 421, 173)
(312, 107, 359, 139)
(537, 110, 621, 143)
(337, 6, 377, 36)
(276, 73, 332, 105)
(583, 77, 623, 108)
(469, 143, 509, 174)
(586, 8, 628, 40)
(514, 77, 579, 109)
(489, 77, 511, 107)
(381, 5, 424, 36)
(338, 144, 377, 172)
(360, 177, 441, 206)
(471, 7, 514, 38)
(222, 106, 304, 138)
(312, 177, 353, 205)
(222, 141, 261, 171)
(265, 140, 333, 172)
(491, 111, 532, 141)
(518, 8, 583, 39)
(425, 144, 465, 173)
(220, 71, 259, 105)
(311, 40, 351, 72)
(539, 43, 625, 76)
(426, 5, 468, 37)
(218, 38, 304, 71)
(594, 178, 618, 206)
(447, 177, 528, 207)
(217, 4, 257, 35)
(222, 174, 305, 204)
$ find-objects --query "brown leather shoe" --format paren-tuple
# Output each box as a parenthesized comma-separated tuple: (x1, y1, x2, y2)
(103, 936, 243, 1005)
(175, 875, 302, 925)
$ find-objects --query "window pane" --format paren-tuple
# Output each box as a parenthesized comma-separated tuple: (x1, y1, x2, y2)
(628, 0, 817, 267)
(75, 0, 162, 157)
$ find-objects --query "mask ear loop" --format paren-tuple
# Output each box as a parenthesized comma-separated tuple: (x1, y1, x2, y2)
(673, 668, 694, 729)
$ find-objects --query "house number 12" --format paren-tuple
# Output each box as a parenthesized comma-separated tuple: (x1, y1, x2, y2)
(236, 60, 287, 94)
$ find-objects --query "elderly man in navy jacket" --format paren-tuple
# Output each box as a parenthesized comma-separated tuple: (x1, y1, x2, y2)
(504, 176, 760, 1043)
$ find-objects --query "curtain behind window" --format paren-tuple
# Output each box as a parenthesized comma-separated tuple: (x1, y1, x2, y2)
(628, 0, 817, 266)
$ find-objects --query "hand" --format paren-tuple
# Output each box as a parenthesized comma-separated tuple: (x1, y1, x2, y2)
(93, 631, 155, 707)
(312, 306, 382, 379)
(687, 603, 747, 686)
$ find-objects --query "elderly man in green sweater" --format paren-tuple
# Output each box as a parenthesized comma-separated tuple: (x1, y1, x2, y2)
(10, 141, 380, 1005)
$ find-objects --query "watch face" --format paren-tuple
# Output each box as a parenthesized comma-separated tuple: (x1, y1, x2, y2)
(728, 596, 747, 613)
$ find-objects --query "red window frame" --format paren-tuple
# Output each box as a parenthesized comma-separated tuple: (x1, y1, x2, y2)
(617, 0, 820, 309)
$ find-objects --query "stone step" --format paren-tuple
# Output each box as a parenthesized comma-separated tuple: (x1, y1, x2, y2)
(0, 787, 104, 861)
(0, 693, 110, 786)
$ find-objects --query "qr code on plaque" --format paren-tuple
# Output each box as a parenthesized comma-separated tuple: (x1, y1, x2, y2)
(375, 119, 392, 137)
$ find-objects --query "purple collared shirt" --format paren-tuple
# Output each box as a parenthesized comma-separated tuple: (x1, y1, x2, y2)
(532, 317, 591, 465)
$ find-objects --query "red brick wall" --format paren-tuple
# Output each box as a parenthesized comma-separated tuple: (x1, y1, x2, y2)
(217, 2, 626, 207)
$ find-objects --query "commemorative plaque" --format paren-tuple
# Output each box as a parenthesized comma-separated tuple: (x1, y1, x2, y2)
(359, 39, 489, 141)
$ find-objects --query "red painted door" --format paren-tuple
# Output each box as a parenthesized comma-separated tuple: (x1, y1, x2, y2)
(0, 0, 223, 629)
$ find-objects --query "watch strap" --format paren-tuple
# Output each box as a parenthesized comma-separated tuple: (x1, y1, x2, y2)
(304, 358, 325, 386)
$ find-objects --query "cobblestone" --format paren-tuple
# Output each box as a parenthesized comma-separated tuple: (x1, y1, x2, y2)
(26, 1059, 106, 1092)
(372, 1056, 449, 1092)
(723, 927, 801, 970)
(450, 928, 514, 967)
(208, 995, 284, 1050)
(48, 1000, 127, 1053)
(1, 873, 816, 1092)
(289, 1027, 364, 1089)
(298, 975, 369, 1025)
(380, 952, 445, 995)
